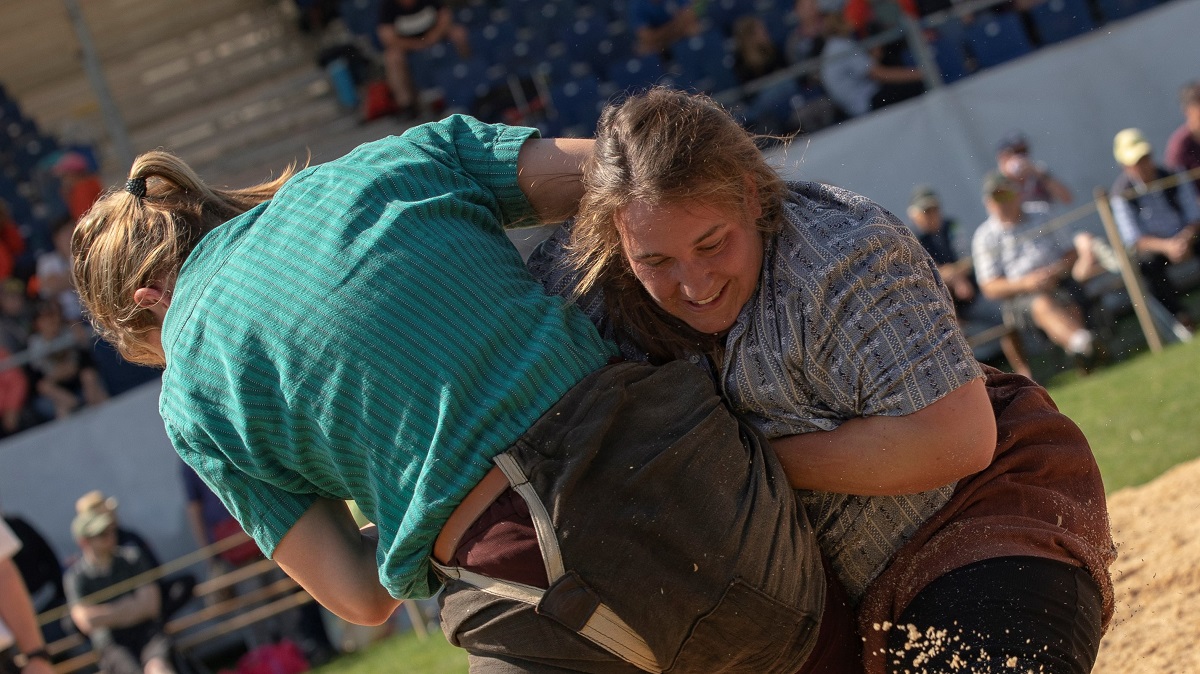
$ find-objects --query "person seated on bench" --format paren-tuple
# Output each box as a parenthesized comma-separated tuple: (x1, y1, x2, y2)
(907, 185, 1032, 378)
(1110, 128, 1200, 331)
(972, 172, 1104, 372)
(64, 501, 175, 674)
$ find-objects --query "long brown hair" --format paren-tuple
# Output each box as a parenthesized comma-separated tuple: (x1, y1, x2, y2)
(72, 151, 296, 366)
(565, 87, 789, 362)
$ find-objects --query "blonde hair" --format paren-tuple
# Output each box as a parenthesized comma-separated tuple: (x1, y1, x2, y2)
(72, 150, 296, 366)
(565, 87, 788, 362)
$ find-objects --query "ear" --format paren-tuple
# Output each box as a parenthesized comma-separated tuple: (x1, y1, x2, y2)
(133, 286, 171, 323)
(133, 287, 166, 309)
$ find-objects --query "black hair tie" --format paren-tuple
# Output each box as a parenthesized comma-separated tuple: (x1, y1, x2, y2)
(125, 177, 147, 199)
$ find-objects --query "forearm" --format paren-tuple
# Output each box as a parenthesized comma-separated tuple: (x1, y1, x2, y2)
(273, 499, 399, 626)
(75, 587, 160, 631)
(0, 560, 47, 653)
(1043, 175, 1073, 204)
(771, 379, 996, 495)
(1135, 235, 1174, 255)
(869, 64, 923, 84)
(980, 275, 1029, 300)
(517, 138, 593, 223)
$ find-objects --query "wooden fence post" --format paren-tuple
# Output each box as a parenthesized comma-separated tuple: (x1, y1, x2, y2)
(1093, 187, 1163, 353)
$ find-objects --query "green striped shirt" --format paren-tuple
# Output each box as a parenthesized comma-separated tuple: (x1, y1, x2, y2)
(160, 116, 616, 599)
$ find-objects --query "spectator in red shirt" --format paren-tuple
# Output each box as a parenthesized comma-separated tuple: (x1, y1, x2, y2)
(52, 153, 103, 222)
(0, 201, 27, 282)
(1165, 80, 1200, 202)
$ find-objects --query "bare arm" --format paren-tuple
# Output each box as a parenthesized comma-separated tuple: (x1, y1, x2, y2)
(272, 498, 399, 626)
(0, 558, 49, 654)
(771, 378, 996, 495)
(517, 138, 594, 223)
(1041, 173, 1074, 205)
(70, 582, 160, 634)
(868, 63, 924, 84)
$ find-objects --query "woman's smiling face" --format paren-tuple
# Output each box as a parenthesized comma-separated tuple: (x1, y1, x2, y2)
(617, 197, 764, 336)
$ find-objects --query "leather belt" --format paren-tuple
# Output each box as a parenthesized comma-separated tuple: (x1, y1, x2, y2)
(433, 465, 510, 564)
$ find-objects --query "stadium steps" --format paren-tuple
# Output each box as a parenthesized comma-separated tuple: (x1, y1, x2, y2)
(0, 0, 355, 182)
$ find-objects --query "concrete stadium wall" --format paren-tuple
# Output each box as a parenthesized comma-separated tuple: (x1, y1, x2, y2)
(770, 0, 1200, 255)
(2, 0, 1198, 565)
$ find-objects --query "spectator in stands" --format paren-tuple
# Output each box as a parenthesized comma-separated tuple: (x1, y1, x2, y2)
(785, 0, 827, 65)
(972, 172, 1100, 370)
(72, 493, 194, 625)
(818, 12, 925, 118)
(293, 0, 340, 34)
(1165, 80, 1200, 198)
(907, 185, 1032, 378)
(0, 201, 27, 284)
(1110, 127, 1200, 329)
(376, 0, 470, 118)
(34, 219, 81, 322)
(628, 0, 701, 56)
(0, 280, 32, 354)
(0, 347, 29, 437)
(0, 517, 55, 674)
(26, 299, 107, 420)
(995, 130, 1074, 212)
(51, 153, 102, 223)
(2, 515, 66, 622)
(64, 503, 175, 674)
(732, 16, 801, 134)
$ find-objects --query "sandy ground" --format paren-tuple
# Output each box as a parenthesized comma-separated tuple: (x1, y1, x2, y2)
(1092, 457, 1200, 673)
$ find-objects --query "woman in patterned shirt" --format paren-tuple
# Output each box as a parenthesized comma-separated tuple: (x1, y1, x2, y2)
(529, 87, 1115, 674)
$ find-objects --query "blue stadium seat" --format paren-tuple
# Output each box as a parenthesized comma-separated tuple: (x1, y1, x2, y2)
(473, 16, 520, 64)
(703, 0, 751, 35)
(592, 31, 635, 81)
(964, 12, 1034, 70)
(1030, 0, 1096, 44)
(560, 12, 609, 63)
(339, 0, 384, 48)
(1095, 0, 1159, 21)
(507, 0, 576, 28)
(546, 75, 604, 137)
(927, 29, 970, 83)
(504, 32, 553, 78)
(605, 53, 669, 95)
(670, 29, 738, 94)
(406, 44, 446, 92)
(436, 56, 499, 111)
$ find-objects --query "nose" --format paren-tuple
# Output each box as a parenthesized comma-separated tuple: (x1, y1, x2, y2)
(673, 260, 715, 300)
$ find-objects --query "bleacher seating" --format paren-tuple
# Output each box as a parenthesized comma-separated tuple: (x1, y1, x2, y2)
(963, 12, 1035, 70)
(927, 29, 972, 84)
(545, 75, 604, 138)
(606, 53, 670, 96)
(1095, 0, 1160, 20)
(670, 29, 739, 94)
(1029, 0, 1097, 45)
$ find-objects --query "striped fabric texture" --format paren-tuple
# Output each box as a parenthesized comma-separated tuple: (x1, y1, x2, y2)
(529, 181, 982, 602)
(159, 116, 615, 599)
